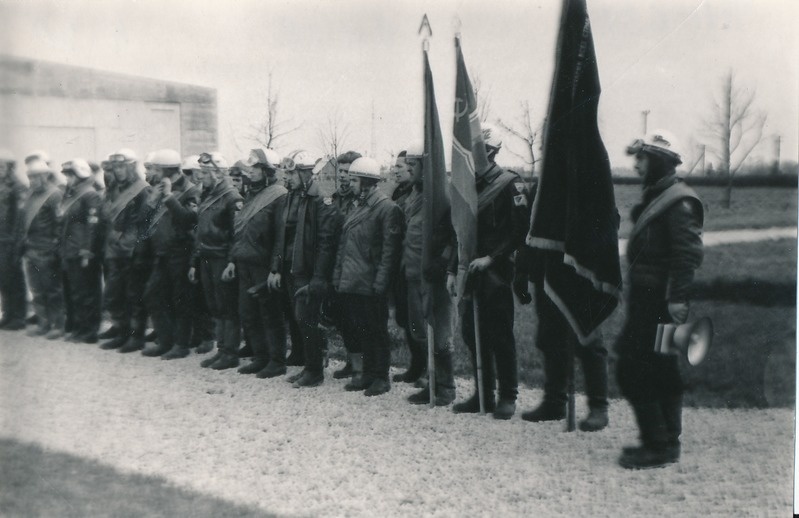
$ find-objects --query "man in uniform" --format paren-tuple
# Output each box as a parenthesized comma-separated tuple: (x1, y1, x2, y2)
(0, 150, 28, 330)
(228, 160, 249, 197)
(327, 150, 362, 378)
(189, 152, 243, 370)
(447, 126, 529, 419)
(231, 148, 289, 378)
(274, 151, 341, 388)
(388, 150, 425, 384)
(19, 159, 64, 338)
(399, 145, 457, 406)
(98, 149, 151, 352)
(139, 149, 201, 359)
(59, 159, 103, 343)
(333, 157, 403, 396)
(181, 155, 215, 354)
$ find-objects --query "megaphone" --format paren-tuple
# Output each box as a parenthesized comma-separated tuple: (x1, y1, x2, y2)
(653, 317, 713, 366)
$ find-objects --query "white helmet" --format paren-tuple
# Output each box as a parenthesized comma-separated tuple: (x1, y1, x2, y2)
(110, 148, 138, 164)
(482, 124, 502, 149)
(149, 149, 182, 168)
(280, 149, 317, 172)
(626, 129, 682, 165)
(26, 158, 52, 176)
(181, 155, 202, 173)
(25, 150, 50, 165)
(62, 158, 93, 179)
(348, 157, 382, 180)
(246, 148, 281, 170)
(199, 151, 230, 171)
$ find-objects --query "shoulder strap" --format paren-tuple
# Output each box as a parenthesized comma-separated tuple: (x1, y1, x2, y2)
(630, 183, 702, 241)
(21, 187, 59, 237)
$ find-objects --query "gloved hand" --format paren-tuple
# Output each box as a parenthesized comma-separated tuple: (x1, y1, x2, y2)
(668, 301, 689, 324)
(512, 274, 532, 305)
(267, 272, 281, 291)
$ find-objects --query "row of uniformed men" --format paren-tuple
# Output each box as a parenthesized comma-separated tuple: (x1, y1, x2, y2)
(0, 136, 602, 423)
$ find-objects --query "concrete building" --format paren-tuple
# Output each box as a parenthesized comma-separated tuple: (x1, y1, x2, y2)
(0, 55, 217, 165)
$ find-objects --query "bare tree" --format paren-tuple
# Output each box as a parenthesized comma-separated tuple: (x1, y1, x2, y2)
(250, 72, 301, 150)
(316, 107, 351, 162)
(705, 70, 767, 207)
(496, 100, 541, 176)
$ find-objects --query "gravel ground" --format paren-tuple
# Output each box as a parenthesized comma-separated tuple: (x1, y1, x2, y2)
(0, 331, 793, 517)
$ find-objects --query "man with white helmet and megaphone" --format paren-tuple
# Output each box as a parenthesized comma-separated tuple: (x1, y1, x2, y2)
(616, 130, 705, 470)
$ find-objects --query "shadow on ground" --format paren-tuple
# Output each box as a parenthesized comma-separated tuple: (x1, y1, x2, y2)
(0, 438, 275, 518)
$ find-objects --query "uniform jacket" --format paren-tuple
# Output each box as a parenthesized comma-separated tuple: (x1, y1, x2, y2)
(59, 179, 103, 261)
(230, 183, 287, 270)
(627, 175, 704, 301)
(449, 164, 530, 279)
(277, 180, 341, 282)
(102, 179, 150, 259)
(143, 178, 200, 257)
(0, 178, 26, 243)
(20, 185, 62, 256)
(333, 188, 403, 296)
(193, 178, 242, 263)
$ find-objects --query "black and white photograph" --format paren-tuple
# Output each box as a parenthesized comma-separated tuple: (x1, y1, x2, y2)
(0, 0, 796, 516)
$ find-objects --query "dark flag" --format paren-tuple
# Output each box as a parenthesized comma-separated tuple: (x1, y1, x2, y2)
(421, 49, 450, 317)
(526, 0, 622, 344)
(450, 36, 486, 297)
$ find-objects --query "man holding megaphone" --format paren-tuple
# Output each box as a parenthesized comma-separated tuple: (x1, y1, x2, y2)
(616, 130, 705, 470)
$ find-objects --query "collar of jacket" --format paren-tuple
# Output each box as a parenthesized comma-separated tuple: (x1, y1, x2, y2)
(643, 174, 679, 203)
(302, 180, 322, 198)
(359, 187, 386, 208)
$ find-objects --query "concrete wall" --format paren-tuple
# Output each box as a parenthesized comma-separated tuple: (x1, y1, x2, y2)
(0, 55, 217, 164)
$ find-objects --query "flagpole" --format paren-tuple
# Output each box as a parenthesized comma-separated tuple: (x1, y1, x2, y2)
(473, 284, 485, 415)
(421, 23, 436, 408)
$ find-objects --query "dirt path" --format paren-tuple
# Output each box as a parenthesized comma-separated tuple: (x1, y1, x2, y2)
(0, 335, 792, 517)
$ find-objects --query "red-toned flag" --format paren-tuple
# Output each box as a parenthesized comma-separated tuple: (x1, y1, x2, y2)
(527, 0, 622, 344)
(421, 49, 450, 317)
(450, 37, 486, 296)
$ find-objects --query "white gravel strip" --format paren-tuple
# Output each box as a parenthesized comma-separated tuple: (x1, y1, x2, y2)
(619, 226, 797, 256)
(0, 332, 792, 517)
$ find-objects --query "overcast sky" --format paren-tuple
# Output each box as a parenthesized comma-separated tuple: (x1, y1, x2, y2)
(2, 0, 797, 171)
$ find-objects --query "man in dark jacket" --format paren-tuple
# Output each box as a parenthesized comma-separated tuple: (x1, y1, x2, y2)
(388, 150, 425, 384)
(447, 129, 529, 419)
(139, 149, 201, 359)
(0, 150, 28, 330)
(99, 149, 151, 352)
(275, 152, 342, 388)
(59, 159, 104, 343)
(616, 131, 703, 469)
(326, 150, 362, 379)
(333, 157, 403, 396)
(232, 148, 289, 378)
(400, 146, 457, 406)
(19, 159, 64, 338)
(190, 152, 243, 370)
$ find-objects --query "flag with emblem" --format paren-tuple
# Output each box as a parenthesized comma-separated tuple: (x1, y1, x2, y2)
(450, 36, 486, 295)
(421, 48, 450, 316)
(526, 0, 622, 344)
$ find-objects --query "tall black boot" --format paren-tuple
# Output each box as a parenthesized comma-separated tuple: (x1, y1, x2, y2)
(578, 346, 609, 431)
(522, 349, 568, 422)
(619, 402, 678, 469)
(661, 395, 683, 451)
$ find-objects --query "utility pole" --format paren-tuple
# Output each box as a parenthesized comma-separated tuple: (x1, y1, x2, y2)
(641, 109, 650, 135)
(700, 144, 706, 176)
(772, 135, 781, 175)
